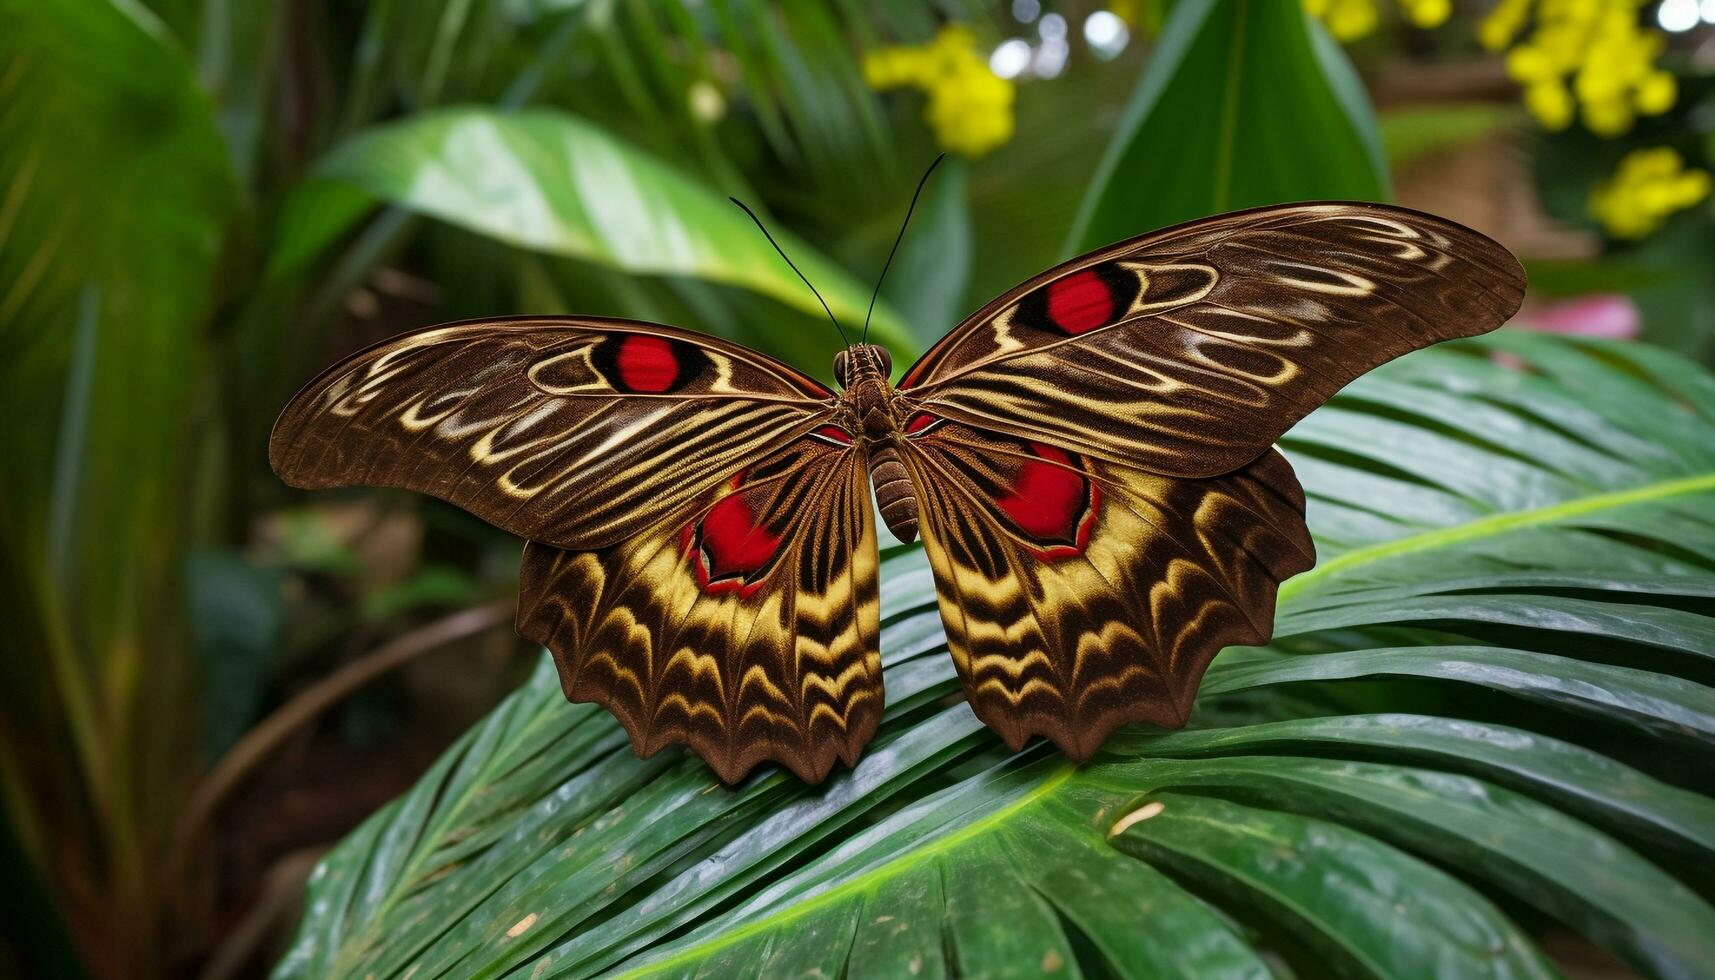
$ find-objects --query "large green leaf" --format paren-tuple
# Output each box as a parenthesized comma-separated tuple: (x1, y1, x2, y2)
(1066, 0, 1388, 254)
(270, 106, 912, 355)
(276, 333, 1715, 980)
(0, 0, 235, 958)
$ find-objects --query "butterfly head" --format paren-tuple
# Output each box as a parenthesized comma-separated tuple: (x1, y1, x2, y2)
(833, 344, 892, 389)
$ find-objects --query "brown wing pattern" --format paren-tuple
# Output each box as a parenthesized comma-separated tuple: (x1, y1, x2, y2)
(899, 202, 1525, 477)
(898, 417, 1314, 757)
(516, 429, 882, 784)
(270, 316, 836, 550)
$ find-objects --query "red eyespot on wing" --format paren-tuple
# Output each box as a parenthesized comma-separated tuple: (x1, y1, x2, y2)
(995, 443, 1100, 559)
(702, 494, 781, 572)
(1047, 269, 1115, 334)
(616, 335, 680, 393)
(684, 479, 783, 596)
(904, 411, 942, 435)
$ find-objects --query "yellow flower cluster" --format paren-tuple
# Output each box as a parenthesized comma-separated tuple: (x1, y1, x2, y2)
(1481, 0, 1677, 135)
(1303, 0, 1452, 41)
(1590, 148, 1712, 239)
(863, 25, 1015, 158)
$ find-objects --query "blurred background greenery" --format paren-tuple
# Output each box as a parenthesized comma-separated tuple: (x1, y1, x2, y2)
(2, 0, 1713, 977)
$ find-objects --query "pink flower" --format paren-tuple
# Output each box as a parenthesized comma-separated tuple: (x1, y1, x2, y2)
(1516, 294, 1640, 339)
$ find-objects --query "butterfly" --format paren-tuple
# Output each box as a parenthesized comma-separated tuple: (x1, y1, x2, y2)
(270, 199, 1524, 784)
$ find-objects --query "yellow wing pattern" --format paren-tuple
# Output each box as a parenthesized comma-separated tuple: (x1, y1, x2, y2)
(900, 418, 1315, 757)
(516, 430, 882, 783)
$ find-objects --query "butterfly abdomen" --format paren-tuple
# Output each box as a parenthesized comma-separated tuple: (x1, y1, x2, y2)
(867, 440, 918, 543)
(836, 343, 919, 543)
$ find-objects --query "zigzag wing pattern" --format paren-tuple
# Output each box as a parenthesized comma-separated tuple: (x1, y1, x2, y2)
(516, 430, 882, 784)
(899, 417, 1315, 757)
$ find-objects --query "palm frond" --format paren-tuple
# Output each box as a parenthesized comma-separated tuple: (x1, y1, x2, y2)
(275, 333, 1715, 979)
(0, 0, 236, 942)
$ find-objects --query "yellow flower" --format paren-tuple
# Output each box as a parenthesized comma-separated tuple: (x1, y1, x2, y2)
(1508, 45, 1555, 83)
(1483, 0, 1678, 136)
(1401, 0, 1452, 28)
(862, 47, 927, 90)
(1480, 0, 1534, 49)
(1524, 81, 1575, 130)
(1582, 99, 1634, 137)
(1590, 148, 1713, 239)
(863, 25, 1016, 158)
(927, 67, 1014, 157)
(1304, 0, 1449, 39)
(1326, 0, 1379, 40)
(1636, 71, 1676, 115)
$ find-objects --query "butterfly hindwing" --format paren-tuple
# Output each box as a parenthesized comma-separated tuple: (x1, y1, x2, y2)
(898, 202, 1526, 477)
(516, 428, 882, 783)
(899, 417, 1315, 755)
(269, 316, 837, 550)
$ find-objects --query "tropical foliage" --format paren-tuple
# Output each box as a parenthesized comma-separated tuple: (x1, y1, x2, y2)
(277, 329, 1715, 978)
(2, 0, 1713, 977)
(276, 4, 1715, 979)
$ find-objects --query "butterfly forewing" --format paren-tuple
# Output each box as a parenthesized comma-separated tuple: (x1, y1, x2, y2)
(899, 202, 1527, 477)
(269, 317, 837, 550)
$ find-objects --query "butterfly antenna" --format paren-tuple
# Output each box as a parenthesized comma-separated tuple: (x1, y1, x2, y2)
(729, 197, 850, 347)
(862, 153, 945, 344)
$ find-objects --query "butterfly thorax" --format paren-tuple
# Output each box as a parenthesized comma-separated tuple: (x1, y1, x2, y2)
(834, 344, 919, 544)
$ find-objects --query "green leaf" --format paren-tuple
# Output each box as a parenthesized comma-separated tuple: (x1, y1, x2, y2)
(1110, 792, 1559, 980)
(607, 759, 1275, 980)
(1202, 647, 1715, 748)
(270, 106, 912, 354)
(1, 0, 235, 584)
(1112, 760, 1715, 979)
(0, 0, 236, 958)
(186, 549, 284, 761)
(879, 156, 974, 347)
(1115, 714, 1715, 882)
(1067, 0, 1388, 254)
(278, 334, 1715, 979)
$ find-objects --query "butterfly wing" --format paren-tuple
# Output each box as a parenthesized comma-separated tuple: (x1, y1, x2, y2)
(898, 202, 1526, 477)
(272, 317, 882, 783)
(894, 202, 1520, 751)
(269, 316, 838, 549)
(517, 428, 881, 783)
(899, 418, 1314, 756)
